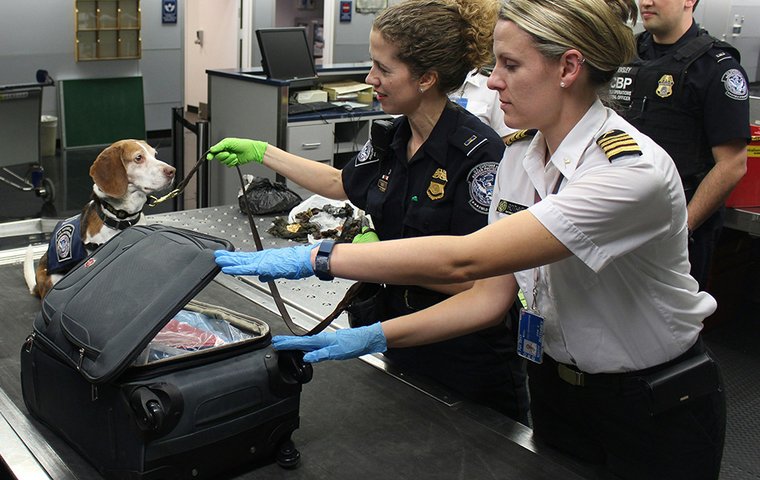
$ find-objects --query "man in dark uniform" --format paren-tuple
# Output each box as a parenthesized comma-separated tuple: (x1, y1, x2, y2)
(609, 0, 750, 290)
(342, 102, 529, 424)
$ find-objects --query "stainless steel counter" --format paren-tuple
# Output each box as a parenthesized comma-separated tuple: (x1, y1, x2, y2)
(724, 206, 760, 236)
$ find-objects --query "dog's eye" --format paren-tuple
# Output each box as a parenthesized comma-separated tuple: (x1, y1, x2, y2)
(134, 154, 143, 163)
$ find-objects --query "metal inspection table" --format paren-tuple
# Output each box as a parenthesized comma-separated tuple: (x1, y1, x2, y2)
(0, 206, 593, 480)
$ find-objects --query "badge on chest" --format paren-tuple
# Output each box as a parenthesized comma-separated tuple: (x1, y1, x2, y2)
(427, 168, 448, 200)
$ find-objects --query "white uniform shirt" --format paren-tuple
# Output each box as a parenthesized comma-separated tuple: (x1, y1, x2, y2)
(451, 71, 514, 138)
(488, 99, 716, 373)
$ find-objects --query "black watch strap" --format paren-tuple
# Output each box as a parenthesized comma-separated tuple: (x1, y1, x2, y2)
(314, 240, 336, 281)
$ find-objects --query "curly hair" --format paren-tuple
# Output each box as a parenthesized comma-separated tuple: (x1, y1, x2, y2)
(373, 0, 500, 94)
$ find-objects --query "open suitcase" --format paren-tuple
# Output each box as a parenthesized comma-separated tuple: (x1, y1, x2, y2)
(20, 225, 313, 479)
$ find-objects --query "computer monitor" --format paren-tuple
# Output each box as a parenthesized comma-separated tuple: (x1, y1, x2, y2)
(256, 27, 318, 86)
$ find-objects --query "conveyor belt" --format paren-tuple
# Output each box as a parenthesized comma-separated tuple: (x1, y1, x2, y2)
(2, 206, 757, 479)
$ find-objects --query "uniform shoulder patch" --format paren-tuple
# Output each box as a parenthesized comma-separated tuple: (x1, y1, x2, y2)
(504, 129, 537, 146)
(467, 162, 498, 214)
(721, 68, 748, 101)
(596, 130, 642, 161)
(354, 140, 379, 167)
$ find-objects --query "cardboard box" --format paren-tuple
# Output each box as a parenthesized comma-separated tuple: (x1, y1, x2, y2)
(321, 81, 374, 104)
(725, 125, 760, 208)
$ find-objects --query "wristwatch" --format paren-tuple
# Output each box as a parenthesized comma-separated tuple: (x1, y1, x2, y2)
(314, 239, 336, 281)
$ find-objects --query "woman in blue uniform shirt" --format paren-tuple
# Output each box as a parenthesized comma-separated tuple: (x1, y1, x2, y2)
(214, 0, 726, 478)
(207, 0, 529, 424)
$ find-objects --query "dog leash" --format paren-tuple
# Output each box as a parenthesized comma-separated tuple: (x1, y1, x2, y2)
(146, 155, 206, 207)
(150, 152, 343, 336)
(233, 166, 352, 336)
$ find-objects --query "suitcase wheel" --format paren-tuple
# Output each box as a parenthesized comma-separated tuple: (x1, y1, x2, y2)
(128, 383, 183, 437)
(276, 438, 301, 469)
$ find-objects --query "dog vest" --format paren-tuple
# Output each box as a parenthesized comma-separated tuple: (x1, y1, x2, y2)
(47, 216, 89, 274)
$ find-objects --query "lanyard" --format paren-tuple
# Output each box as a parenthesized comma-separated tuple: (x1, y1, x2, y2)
(530, 172, 565, 313)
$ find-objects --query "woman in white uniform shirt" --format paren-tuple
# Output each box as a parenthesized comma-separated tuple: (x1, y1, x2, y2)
(216, 0, 726, 478)
(451, 68, 514, 140)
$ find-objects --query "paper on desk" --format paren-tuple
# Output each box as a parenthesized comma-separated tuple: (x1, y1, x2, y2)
(322, 81, 372, 95)
(332, 101, 370, 109)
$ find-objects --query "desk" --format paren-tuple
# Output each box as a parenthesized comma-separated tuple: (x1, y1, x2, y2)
(206, 64, 391, 206)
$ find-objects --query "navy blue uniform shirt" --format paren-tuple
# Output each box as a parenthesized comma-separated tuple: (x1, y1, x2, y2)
(342, 101, 504, 241)
(637, 21, 749, 150)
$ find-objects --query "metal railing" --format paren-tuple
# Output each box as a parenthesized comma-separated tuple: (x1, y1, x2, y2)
(171, 106, 209, 209)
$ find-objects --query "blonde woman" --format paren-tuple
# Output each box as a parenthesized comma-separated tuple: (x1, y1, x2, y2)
(216, 0, 725, 477)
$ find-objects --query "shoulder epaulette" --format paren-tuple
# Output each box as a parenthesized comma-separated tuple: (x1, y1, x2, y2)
(596, 130, 642, 161)
(504, 129, 537, 146)
(450, 127, 490, 157)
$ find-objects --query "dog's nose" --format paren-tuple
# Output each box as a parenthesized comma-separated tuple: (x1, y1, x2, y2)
(164, 166, 176, 178)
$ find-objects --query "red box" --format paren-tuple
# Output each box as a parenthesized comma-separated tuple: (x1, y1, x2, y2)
(725, 125, 760, 208)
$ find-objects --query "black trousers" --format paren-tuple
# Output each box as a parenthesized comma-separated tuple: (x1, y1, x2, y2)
(381, 287, 530, 425)
(528, 337, 726, 480)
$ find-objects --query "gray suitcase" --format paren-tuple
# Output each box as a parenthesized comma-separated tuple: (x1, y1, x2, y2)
(20, 224, 312, 479)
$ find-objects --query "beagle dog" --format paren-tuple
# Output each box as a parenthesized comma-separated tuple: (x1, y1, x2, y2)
(24, 139, 176, 298)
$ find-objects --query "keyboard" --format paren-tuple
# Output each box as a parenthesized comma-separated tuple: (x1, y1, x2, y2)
(288, 101, 340, 115)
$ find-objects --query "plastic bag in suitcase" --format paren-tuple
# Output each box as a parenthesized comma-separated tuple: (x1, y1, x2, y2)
(20, 225, 313, 479)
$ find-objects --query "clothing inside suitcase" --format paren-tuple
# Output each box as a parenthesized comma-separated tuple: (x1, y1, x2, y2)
(21, 225, 312, 480)
(133, 300, 268, 366)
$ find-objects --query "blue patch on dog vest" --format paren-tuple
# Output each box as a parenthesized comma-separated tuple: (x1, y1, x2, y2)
(47, 216, 88, 274)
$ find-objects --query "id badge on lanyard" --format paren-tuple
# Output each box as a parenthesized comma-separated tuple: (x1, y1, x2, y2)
(518, 267, 545, 363)
(518, 184, 556, 364)
(518, 308, 544, 364)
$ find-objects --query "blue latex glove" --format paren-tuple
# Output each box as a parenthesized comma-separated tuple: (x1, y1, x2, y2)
(214, 244, 317, 282)
(272, 323, 387, 363)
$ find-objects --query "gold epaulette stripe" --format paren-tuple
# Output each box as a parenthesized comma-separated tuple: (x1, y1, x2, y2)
(504, 129, 537, 146)
(596, 129, 642, 161)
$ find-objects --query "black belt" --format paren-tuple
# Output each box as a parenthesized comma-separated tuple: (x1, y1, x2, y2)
(386, 285, 449, 311)
(553, 338, 705, 388)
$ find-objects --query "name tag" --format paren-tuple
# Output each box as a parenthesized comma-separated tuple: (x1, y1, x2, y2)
(496, 199, 527, 215)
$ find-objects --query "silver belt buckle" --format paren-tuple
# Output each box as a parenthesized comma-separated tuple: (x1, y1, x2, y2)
(557, 363, 585, 387)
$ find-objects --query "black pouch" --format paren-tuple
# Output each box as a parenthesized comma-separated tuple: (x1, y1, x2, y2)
(344, 282, 388, 328)
(638, 351, 721, 416)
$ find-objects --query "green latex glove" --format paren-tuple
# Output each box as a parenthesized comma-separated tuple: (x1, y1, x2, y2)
(206, 138, 268, 167)
(352, 226, 379, 243)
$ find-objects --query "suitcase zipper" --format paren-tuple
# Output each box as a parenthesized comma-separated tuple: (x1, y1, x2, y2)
(77, 348, 86, 371)
(125, 334, 271, 379)
(24, 332, 35, 352)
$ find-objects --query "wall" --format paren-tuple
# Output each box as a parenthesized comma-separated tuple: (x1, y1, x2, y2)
(0, 0, 184, 134)
(248, 0, 400, 67)
(695, 0, 760, 82)
(184, 0, 238, 108)
(331, 0, 402, 63)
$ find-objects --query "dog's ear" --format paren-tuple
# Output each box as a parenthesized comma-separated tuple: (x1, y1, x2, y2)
(90, 143, 128, 197)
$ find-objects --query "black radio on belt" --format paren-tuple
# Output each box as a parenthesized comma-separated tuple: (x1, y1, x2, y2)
(370, 119, 395, 161)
